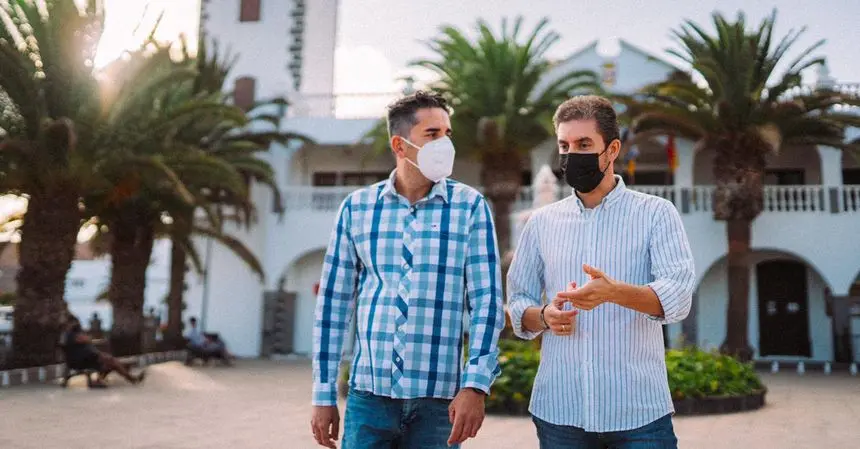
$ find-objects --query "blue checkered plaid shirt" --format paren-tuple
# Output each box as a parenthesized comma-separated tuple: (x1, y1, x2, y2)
(312, 170, 504, 406)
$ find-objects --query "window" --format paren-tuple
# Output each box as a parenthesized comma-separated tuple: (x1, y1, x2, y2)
(342, 172, 389, 186)
(621, 170, 673, 186)
(764, 169, 804, 185)
(239, 0, 261, 22)
(843, 168, 860, 185)
(233, 77, 256, 111)
(313, 172, 390, 187)
(312, 172, 338, 186)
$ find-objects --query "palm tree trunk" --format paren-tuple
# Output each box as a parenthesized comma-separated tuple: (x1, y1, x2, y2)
(165, 212, 192, 349)
(108, 209, 155, 356)
(719, 219, 754, 361)
(480, 150, 522, 256)
(11, 190, 79, 368)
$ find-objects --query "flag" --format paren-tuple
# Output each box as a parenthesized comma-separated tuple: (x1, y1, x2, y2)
(622, 128, 639, 184)
(666, 132, 678, 173)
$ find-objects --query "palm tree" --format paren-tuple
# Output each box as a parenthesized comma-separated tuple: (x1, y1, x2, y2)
(0, 0, 105, 367)
(83, 42, 266, 355)
(410, 16, 599, 253)
(623, 10, 860, 360)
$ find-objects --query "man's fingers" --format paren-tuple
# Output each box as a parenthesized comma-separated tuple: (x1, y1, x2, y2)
(311, 422, 324, 447)
(583, 264, 604, 279)
(330, 415, 340, 441)
(448, 413, 466, 446)
(448, 403, 455, 424)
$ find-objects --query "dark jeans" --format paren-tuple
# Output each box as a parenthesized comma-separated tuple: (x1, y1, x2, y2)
(343, 388, 457, 449)
(533, 414, 678, 449)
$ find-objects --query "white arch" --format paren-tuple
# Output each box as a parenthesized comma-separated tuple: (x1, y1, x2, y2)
(695, 243, 839, 295)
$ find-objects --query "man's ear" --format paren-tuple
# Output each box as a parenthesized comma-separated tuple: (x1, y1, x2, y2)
(390, 135, 405, 157)
(607, 138, 622, 162)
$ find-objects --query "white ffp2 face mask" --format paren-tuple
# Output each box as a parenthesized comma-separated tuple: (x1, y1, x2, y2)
(401, 136, 456, 183)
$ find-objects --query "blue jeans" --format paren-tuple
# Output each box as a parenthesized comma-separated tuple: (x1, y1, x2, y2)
(533, 414, 678, 449)
(343, 388, 457, 449)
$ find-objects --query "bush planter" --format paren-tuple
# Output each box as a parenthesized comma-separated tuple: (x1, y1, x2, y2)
(673, 388, 767, 416)
(483, 340, 767, 417)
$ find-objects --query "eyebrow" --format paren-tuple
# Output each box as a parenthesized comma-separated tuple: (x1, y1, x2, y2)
(558, 137, 594, 145)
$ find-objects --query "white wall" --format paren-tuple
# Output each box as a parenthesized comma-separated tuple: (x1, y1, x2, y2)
(284, 249, 326, 355)
(64, 239, 171, 330)
(536, 40, 676, 97)
(695, 251, 833, 361)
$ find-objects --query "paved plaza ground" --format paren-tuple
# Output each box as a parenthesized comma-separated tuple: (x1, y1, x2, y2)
(1, 359, 859, 448)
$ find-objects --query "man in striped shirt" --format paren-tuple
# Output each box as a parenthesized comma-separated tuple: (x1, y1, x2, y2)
(310, 91, 504, 449)
(507, 95, 695, 448)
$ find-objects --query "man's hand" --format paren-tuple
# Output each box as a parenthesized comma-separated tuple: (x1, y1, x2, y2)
(555, 265, 617, 311)
(544, 282, 579, 336)
(447, 388, 486, 446)
(311, 405, 340, 448)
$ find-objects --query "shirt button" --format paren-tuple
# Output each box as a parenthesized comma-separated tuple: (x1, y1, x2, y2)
(409, 206, 416, 213)
(395, 356, 401, 362)
(402, 263, 409, 270)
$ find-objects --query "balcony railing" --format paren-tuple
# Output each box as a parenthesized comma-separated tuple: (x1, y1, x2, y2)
(282, 185, 860, 215)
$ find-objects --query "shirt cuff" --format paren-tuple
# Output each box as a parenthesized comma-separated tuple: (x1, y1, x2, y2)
(312, 382, 338, 406)
(507, 301, 544, 340)
(646, 280, 681, 324)
(461, 368, 493, 395)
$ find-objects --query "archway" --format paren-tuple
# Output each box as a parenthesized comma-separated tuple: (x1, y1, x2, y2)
(693, 249, 835, 361)
(282, 248, 327, 356)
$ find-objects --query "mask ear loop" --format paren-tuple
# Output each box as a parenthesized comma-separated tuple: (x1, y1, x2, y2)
(399, 137, 422, 170)
(597, 139, 618, 175)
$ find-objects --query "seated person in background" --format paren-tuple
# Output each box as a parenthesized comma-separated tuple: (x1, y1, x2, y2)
(184, 317, 234, 365)
(63, 317, 145, 387)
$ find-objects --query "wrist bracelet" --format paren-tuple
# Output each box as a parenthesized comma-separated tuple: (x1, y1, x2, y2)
(539, 304, 550, 330)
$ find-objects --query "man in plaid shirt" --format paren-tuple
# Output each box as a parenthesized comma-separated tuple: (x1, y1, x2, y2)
(310, 91, 504, 449)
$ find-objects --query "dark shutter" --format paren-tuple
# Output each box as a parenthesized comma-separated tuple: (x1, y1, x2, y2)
(233, 77, 256, 111)
(239, 0, 261, 22)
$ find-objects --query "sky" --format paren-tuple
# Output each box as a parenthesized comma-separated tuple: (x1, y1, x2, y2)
(91, 0, 860, 90)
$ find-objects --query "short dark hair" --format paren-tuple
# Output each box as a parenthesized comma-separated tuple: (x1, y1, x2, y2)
(553, 95, 620, 146)
(189, 317, 197, 324)
(386, 90, 450, 138)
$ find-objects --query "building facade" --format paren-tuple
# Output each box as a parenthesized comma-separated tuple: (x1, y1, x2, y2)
(192, 1, 860, 363)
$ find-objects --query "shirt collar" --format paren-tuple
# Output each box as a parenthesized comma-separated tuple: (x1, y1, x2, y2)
(572, 174, 627, 212)
(378, 169, 450, 204)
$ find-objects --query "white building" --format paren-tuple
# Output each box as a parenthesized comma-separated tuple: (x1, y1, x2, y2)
(192, 1, 860, 364)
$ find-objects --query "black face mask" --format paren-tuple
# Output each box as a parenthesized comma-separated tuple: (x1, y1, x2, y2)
(560, 147, 611, 193)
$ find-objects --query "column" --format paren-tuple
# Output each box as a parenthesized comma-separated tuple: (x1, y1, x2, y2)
(817, 145, 843, 213)
(828, 294, 855, 363)
(674, 139, 696, 213)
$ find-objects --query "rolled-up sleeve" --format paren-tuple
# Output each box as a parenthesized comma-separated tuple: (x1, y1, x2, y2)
(462, 197, 505, 394)
(646, 200, 695, 324)
(312, 196, 359, 406)
(506, 214, 546, 340)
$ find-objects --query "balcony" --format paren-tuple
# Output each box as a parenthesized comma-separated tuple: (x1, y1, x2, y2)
(282, 185, 860, 215)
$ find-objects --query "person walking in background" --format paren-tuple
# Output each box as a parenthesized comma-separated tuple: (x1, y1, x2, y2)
(507, 95, 695, 448)
(310, 91, 504, 449)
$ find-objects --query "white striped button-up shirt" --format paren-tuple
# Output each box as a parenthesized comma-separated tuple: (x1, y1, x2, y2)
(507, 176, 695, 432)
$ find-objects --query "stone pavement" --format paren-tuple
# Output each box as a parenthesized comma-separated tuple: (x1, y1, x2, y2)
(0, 359, 858, 448)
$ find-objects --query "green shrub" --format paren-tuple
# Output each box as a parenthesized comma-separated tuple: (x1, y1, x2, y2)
(0, 292, 14, 306)
(666, 346, 763, 399)
(486, 339, 540, 414)
(485, 339, 764, 413)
